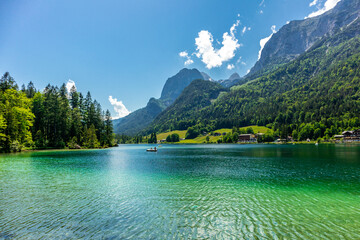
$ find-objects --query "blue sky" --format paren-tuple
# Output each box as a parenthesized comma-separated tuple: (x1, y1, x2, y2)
(0, 0, 340, 118)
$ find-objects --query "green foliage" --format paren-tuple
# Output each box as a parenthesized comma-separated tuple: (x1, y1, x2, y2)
(147, 80, 227, 134)
(147, 27, 360, 142)
(104, 110, 114, 147)
(166, 133, 180, 142)
(0, 72, 114, 152)
(83, 125, 100, 148)
(0, 84, 34, 152)
(185, 127, 199, 139)
(257, 130, 276, 143)
(232, 132, 239, 143)
(148, 133, 157, 143)
(67, 136, 80, 149)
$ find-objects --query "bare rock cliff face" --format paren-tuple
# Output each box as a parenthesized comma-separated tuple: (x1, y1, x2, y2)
(249, 0, 360, 77)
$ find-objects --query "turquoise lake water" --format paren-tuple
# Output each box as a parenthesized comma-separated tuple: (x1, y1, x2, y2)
(1, 144, 360, 239)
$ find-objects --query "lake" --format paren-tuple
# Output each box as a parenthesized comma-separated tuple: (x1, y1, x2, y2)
(1, 144, 360, 239)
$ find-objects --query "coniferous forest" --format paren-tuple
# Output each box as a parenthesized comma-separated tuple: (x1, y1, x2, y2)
(0, 72, 115, 153)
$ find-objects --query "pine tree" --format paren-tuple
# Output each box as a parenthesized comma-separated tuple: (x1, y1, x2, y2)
(104, 110, 114, 146)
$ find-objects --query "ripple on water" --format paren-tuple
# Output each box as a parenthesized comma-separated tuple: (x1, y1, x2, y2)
(1, 145, 360, 239)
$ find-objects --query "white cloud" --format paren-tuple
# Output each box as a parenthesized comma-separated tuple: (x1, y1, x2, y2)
(260, 0, 265, 6)
(184, 59, 194, 65)
(108, 96, 131, 119)
(195, 20, 241, 69)
(309, 0, 318, 7)
(237, 13, 241, 17)
(179, 51, 188, 57)
(258, 25, 276, 60)
(66, 79, 76, 94)
(306, 0, 341, 18)
(260, 10, 264, 14)
(247, 69, 250, 74)
(179, 51, 194, 66)
(227, 64, 235, 70)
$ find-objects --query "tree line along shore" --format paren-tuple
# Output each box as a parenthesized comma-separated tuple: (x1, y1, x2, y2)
(0, 72, 115, 153)
(116, 126, 360, 144)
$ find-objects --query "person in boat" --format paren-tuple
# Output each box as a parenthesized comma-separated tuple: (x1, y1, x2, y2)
(154, 147, 157, 151)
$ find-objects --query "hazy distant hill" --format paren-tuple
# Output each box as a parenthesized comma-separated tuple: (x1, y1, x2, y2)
(113, 68, 207, 135)
(218, 73, 245, 88)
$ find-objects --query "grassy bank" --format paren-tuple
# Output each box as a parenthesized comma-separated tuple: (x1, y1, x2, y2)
(158, 125, 273, 144)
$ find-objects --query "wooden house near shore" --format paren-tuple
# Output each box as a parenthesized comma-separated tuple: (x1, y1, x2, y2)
(337, 129, 360, 142)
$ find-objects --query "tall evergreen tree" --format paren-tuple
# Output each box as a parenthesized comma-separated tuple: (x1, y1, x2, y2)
(104, 110, 114, 146)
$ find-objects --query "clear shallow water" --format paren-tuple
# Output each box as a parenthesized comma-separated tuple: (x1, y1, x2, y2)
(1, 144, 360, 239)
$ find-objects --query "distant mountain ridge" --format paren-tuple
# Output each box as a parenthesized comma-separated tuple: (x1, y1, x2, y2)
(218, 73, 244, 88)
(113, 68, 208, 135)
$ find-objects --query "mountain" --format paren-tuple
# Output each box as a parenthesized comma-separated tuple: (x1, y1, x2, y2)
(248, 0, 360, 78)
(218, 73, 245, 88)
(113, 98, 166, 136)
(146, 1, 360, 140)
(117, 0, 360, 138)
(200, 72, 213, 81)
(146, 80, 227, 133)
(160, 68, 205, 105)
(200, 20, 360, 127)
(113, 68, 206, 135)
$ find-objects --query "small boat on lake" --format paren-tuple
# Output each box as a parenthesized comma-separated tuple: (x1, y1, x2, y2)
(146, 147, 157, 152)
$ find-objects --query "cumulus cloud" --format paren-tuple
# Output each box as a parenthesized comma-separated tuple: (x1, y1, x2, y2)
(227, 64, 235, 70)
(179, 51, 188, 57)
(108, 96, 131, 119)
(260, 10, 264, 14)
(179, 51, 194, 66)
(66, 79, 76, 94)
(258, 25, 276, 60)
(260, 0, 265, 6)
(184, 59, 194, 65)
(195, 20, 241, 69)
(306, 0, 341, 18)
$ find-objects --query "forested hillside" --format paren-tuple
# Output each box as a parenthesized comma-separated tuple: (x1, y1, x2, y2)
(147, 18, 360, 141)
(0, 73, 114, 152)
(146, 80, 227, 133)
